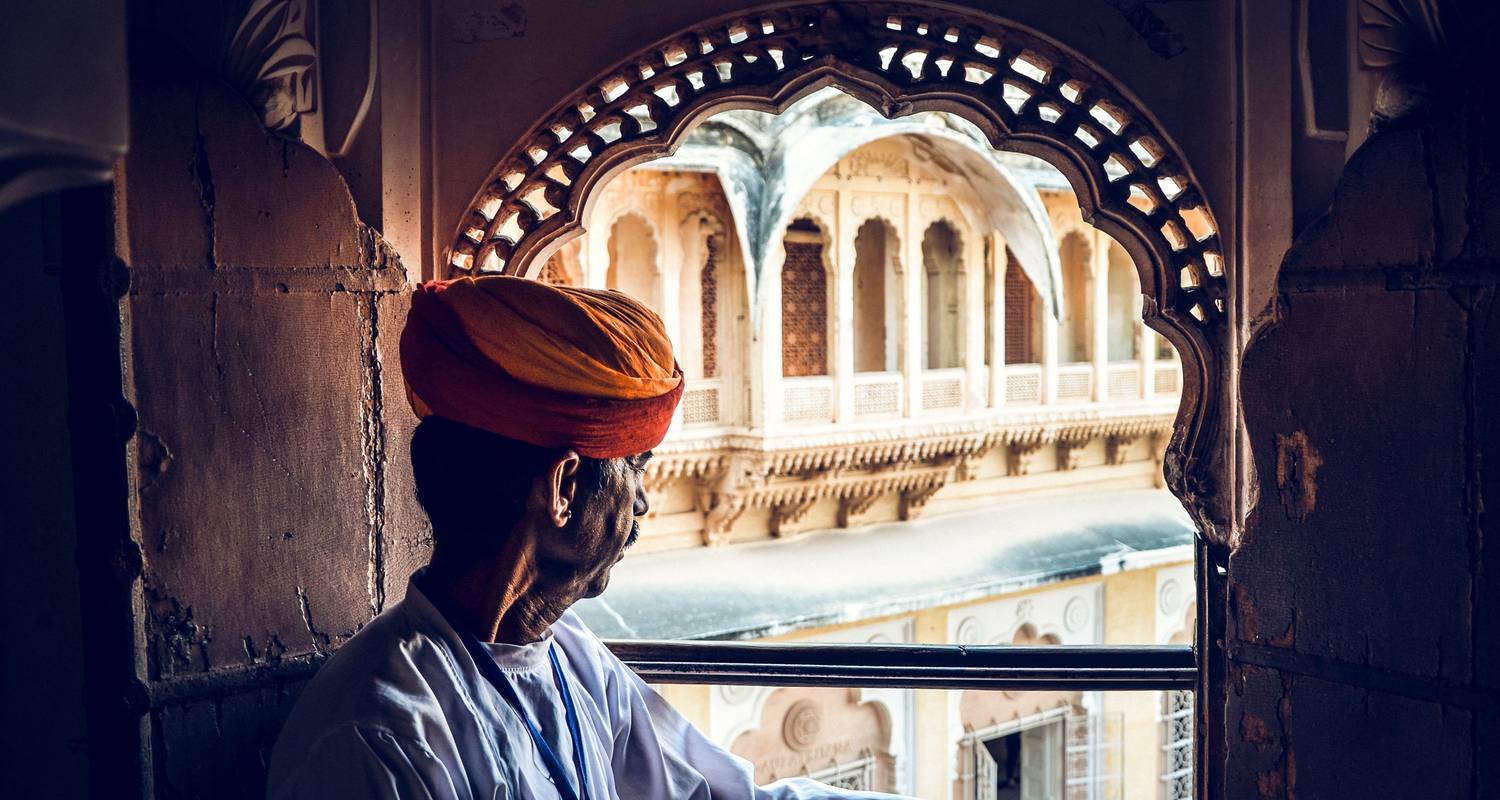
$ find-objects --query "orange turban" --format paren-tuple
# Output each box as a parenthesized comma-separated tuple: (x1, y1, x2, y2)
(398, 276, 684, 458)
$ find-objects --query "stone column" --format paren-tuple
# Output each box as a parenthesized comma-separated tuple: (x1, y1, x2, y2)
(658, 201, 684, 369)
(962, 223, 986, 411)
(989, 232, 1008, 408)
(902, 194, 923, 417)
(835, 192, 856, 423)
(1140, 312, 1157, 400)
(1042, 294, 1060, 405)
(1091, 230, 1110, 403)
(756, 236, 788, 428)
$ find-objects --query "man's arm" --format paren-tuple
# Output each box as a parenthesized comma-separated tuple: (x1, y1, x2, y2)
(267, 724, 471, 800)
(556, 613, 909, 799)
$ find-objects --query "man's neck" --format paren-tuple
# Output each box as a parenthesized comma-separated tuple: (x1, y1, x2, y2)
(424, 540, 562, 645)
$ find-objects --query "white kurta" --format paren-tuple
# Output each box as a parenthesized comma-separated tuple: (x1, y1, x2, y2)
(268, 579, 908, 799)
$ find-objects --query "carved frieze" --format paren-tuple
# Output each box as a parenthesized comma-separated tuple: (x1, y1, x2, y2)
(647, 410, 1174, 543)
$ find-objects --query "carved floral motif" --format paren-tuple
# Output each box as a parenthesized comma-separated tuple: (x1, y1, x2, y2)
(223, 0, 318, 132)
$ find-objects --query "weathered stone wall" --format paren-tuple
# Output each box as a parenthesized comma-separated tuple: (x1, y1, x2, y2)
(1232, 108, 1500, 798)
(116, 77, 427, 799)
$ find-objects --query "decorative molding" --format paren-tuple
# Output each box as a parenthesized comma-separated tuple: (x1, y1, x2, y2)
(448, 1, 1230, 539)
(781, 699, 823, 751)
(1357, 0, 1449, 126)
(1006, 440, 1044, 476)
(223, 0, 319, 132)
(1055, 435, 1088, 471)
(651, 409, 1176, 541)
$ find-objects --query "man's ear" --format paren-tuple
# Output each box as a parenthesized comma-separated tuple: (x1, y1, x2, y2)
(545, 450, 582, 528)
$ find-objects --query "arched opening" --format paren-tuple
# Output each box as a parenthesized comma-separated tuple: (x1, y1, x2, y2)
(446, 4, 1228, 514)
(605, 212, 660, 307)
(921, 220, 964, 370)
(1106, 242, 1140, 362)
(1004, 249, 1042, 365)
(853, 218, 899, 373)
(1057, 232, 1092, 365)
(781, 217, 830, 378)
(444, 11, 1229, 795)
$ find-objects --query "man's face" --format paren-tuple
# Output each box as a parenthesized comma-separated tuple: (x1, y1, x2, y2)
(533, 451, 652, 601)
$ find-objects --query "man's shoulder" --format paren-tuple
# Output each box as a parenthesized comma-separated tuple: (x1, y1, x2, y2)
(275, 598, 462, 747)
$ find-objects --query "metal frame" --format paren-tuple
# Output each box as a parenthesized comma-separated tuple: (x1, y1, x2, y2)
(608, 640, 1195, 691)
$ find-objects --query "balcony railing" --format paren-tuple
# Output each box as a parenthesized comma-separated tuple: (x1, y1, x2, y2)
(920, 368, 966, 413)
(852, 371, 902, 419)
(1107, 362, 1141, 400)
(783, 375, 835, 425)
(1153, 361, 1182, 397)
(681, 378, 723, 426)
(1004, 363, 1043, 405)
(1056, 363, 1094, 402)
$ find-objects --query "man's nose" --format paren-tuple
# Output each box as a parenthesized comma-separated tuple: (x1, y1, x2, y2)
(634, 486, 650, 517)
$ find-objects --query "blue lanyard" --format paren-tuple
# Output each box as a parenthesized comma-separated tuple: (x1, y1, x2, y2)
(419, 579, 591, 800)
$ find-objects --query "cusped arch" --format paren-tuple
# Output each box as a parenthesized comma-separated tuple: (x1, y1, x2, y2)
(446, 1, 1230, 536)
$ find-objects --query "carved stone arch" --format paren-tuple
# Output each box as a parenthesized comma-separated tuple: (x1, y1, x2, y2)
(446, 1, 1229, 536)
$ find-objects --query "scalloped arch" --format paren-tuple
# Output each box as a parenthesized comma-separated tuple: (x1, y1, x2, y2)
(447, 1, 1230, 536)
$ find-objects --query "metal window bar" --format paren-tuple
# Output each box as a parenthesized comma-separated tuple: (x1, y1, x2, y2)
(605, 641, 1195, 691)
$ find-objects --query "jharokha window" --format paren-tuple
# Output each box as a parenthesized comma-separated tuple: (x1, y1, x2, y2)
(448, 9, 1226, 797)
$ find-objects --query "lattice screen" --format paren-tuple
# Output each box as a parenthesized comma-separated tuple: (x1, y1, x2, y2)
(781, 240, 830, 377)
(702, 235, 720, 378)
(1004, 250, 1037, 364)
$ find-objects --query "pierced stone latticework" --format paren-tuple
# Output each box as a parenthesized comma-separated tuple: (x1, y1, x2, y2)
(446, 1, 1231, 538)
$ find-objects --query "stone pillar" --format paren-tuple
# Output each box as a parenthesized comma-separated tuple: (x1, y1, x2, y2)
(658, 202, 684, 368)
(835, 194, 856, 423)
(989, 232, 1008, 408)
(756, 237, 787, 428)
(1091, 230, 1110, 402)
(962, 223, 985, 411)
(901, 195, 923, 416)
(584, 212, 611, 288)
(1042, 297, 1060, 405)
(1140, 316, 1158, 400)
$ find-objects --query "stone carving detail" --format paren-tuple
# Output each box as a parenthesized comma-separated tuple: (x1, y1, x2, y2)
(1055, 437, 1088, 471)
(1158, 578, 1184, 616)
(782, 699, 823, 751)
(1358, 0, 1447, 125)
(843, 150, 909, 179)
(898, 480, 945, 521)
(453, 3, 528, 43)
(224, 0, 319, 132)
(447, 2, 1230, 538)
(1105, 433, 1138, 465)
(648, 412, 1172, 543)
(850, 192, 905, 221)
(1063, 596, 1090, 633)
(955, 617, 985, 646)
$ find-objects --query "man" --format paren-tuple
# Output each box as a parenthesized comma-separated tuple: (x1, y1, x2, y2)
(268, 276, 903, 799)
